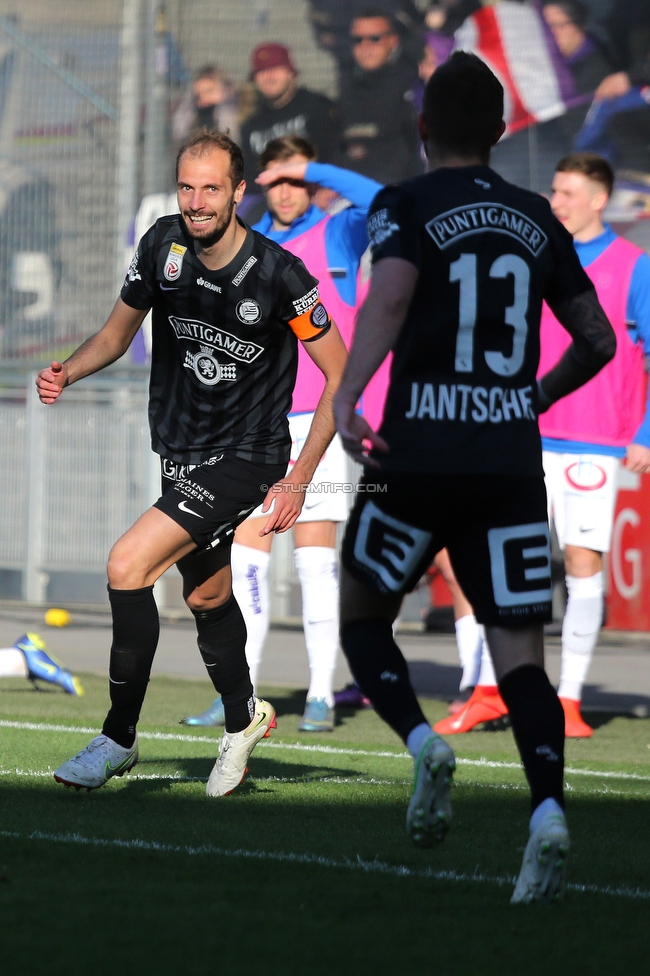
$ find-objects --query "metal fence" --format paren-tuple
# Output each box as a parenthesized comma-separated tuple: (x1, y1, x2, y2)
(0, 367, 316, 621)
(0, 368, 151, 601)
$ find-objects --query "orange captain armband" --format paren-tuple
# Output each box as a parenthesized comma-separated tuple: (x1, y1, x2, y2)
(288, 299, 332, 342)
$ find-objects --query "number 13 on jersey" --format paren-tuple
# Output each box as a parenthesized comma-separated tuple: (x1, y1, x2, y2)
(450, 252, 531, 377)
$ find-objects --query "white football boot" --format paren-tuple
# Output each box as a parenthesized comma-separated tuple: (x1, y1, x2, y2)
(206, 698, 275, 797)
(511, 811, 570, 904)
(406, 732, 456, 847)
(53, 734, 139, 791)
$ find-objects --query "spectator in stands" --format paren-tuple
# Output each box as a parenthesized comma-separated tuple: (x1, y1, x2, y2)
(605, 0, 650, 75)
(172, 65, 240, 145)
(590, 37, 650, 172)
(594, 44, 650, 100)
(543, 1, 612, 95)
(338, 8, 421, 183)
(423, 0, 480, 35)
(543, 0, 613, 148)
(411, 31, 454, 111)
(240, 43, 339, 188)
(307, 0, 425, 79)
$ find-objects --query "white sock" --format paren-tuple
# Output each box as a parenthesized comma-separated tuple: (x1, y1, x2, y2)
(477, 631, 497, 687)
(407, 722, 433, 759)
(558, 572, 603, 701)
(0, 648, 28, 678)
(455, 614, 482, 691)
(530, 797, 564, 833)
(230, 543, 271, 691)
(294, 546, 339, 707)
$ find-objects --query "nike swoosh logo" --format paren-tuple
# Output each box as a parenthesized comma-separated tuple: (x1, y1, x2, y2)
(104, 755, 133, 776)
(160, 285, 179, 291)
(245, 710, 269, 737)
(572, 631, 597, 638)
(109, 678, 127, 684)
(578, 526, 595, 533)
(178, 500, 203, 518)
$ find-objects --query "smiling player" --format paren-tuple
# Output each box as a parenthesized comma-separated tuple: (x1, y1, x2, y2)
(539, 152, 650, 737)
(183, 136, 385, 733)
(36, 131, 347, 797)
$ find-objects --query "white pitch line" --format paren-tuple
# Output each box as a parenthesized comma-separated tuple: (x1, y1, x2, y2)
(0, 827, 648, 902)
(2, 719, 650, 783)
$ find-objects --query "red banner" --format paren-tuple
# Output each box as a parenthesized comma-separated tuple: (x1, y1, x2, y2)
(606, 468, 650, 631)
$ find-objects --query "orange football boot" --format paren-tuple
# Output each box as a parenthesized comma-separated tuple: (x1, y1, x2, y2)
(434, 684, 508, 734)
(559, 697, 593, 738)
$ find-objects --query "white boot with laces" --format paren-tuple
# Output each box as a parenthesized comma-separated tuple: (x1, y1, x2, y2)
(54, 733, 139, 791)
(206, 698, 275, 797)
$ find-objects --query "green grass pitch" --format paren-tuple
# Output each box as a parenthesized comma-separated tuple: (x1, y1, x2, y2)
(1, 672, 650, 975)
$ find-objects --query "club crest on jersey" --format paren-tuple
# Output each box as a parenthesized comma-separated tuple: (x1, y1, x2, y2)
(184, 346, 237, 386)
(164, 242, 187, 281)
(310, 302, 329, 328)
(236, 299, 262, 325)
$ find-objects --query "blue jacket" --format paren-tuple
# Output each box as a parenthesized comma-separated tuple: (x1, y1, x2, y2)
(253, 162, 382, 306)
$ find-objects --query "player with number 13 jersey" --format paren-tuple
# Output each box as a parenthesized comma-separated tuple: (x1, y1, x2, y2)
(334, 52, 616, 905)
(368, 149, 594, 477)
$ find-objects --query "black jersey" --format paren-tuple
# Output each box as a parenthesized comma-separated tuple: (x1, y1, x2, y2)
(367, 165, 593, 477)
(121, 215, 330, 465)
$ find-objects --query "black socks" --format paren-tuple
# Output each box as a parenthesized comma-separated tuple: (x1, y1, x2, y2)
(499, 664, 565, 813)
(102, 587, 254, 745)
(193, 594, 254, 733)
(341, 617, 428, 743)
(103, 585, 159, 749)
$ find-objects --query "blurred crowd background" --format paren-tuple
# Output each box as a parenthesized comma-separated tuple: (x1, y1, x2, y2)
(0, 0, 649, 362)
(0, 0, 649, 612)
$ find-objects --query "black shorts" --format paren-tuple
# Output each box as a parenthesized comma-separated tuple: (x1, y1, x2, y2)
(154, 454, 286, 551)
(342, 473, 552, 627)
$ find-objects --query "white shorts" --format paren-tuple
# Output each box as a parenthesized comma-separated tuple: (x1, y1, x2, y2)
(248, 411, 353, 524)
(542, 450, 620, 553)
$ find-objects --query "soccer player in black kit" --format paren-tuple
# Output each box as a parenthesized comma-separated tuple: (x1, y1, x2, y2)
(37, 131, 347, 798)
(334, 53, 616, 903)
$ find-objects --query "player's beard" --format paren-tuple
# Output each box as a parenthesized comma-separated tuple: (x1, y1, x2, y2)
(184, 193, 237, 248)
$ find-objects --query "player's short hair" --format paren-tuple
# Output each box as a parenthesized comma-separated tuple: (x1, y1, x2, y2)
(543, 0, 587, 30)
(555, 152, 614, 196)
(351, 7, 396, 30)
(176, 130, 245, 189)
(422, 51, 504, 158)
(259, 135, 317, 170)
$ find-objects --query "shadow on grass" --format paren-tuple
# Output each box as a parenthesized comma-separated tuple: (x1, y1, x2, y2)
(2, 768, 649, 880)
(132, 753, 365, 785)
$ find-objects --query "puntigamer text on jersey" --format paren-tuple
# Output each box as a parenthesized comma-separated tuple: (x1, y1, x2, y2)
(427, 204, 548, 256)
(169, 317, 264, 362)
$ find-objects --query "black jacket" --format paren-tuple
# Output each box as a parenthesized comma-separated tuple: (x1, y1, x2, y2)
(338, 58, 421, 184)
(241, 87, 340, 184)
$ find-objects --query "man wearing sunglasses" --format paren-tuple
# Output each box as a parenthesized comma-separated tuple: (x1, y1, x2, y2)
(339, 8, 422, 184)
